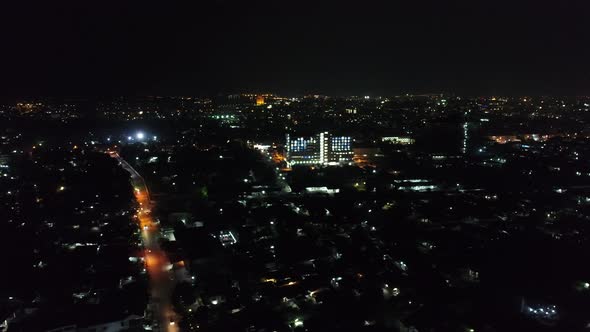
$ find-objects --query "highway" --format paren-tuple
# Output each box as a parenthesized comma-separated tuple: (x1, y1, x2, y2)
(109, 152, 179, 332)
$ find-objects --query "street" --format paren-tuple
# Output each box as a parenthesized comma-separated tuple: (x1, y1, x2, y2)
(109, 152, 179, 332)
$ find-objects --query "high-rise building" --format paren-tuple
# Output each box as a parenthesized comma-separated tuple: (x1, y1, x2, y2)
(285, 135, 321, 166)
(328, 135, 353, 163)
(286, 132, 353, 166)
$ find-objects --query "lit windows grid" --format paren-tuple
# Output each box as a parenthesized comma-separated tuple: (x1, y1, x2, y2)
(286, 133, 353, 166)
(331, 136, 351, 152)
(289, 137, 317, 153)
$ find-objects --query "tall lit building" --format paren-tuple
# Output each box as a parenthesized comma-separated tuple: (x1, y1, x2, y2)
(462, 121, 469, 154)
(329, 135, 353, 163)
(286, 132, 353, 166)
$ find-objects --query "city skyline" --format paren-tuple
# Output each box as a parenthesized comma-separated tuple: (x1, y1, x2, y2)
(3, 2, 590, 331)
(3, 90, 590, 331)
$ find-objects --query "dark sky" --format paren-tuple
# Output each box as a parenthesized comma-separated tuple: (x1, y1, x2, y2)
(1, 1, 589, 97)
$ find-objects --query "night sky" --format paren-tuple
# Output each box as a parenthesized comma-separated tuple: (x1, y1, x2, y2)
(2, 1, 589, 97)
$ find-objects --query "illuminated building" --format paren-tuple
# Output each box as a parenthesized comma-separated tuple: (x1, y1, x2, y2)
(218, 230, 237, 247)
(329, 135, 353, 163)
(285, 135, 320, 165)
(0, 154, 10, 168)
(286, 132, 353, 166)
(210, 114, 240, 126)
(381, 136, 415, 145)
(256, 95, 265, 106)
(462, 122, 468, 154)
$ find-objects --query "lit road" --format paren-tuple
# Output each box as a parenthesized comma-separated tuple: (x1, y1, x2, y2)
(257, 148, 291, 193)
(109, 152, 179, 332)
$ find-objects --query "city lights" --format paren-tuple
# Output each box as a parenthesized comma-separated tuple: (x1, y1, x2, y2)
(6, 0, 590, 330)
(5, 82, 590, 332)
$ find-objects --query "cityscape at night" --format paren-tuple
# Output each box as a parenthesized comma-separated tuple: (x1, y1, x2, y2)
(2, 1, 590, 332)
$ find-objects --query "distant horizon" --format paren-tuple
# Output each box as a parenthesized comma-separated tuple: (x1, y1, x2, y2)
(3, 92, 590, 102)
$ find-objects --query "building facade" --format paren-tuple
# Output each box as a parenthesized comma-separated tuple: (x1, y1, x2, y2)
(286, 132, 353, 166)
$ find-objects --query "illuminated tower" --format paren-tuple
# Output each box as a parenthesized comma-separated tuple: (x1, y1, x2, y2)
(256, 95, 265, 106)
(462, 121, 468, 154)
(319, 132, 327, 164)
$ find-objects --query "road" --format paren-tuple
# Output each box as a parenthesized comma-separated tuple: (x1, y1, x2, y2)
(109, 152, 179, 332)
(257, 148, 292, 193)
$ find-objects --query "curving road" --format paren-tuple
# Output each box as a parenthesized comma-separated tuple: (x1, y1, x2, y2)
(109, 152, 179, 332)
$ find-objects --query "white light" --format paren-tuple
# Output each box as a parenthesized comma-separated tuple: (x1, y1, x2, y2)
(293, 318, 304, 327)
(136, 132, 145, 140)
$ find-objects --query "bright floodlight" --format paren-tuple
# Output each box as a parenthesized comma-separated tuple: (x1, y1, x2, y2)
(293, 318, 304, 327)
(136, 132, 145, 140)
